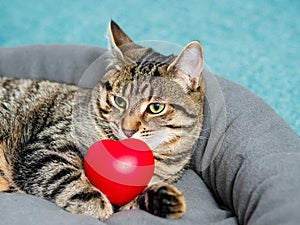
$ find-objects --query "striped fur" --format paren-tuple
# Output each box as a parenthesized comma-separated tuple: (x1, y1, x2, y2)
(0, 21, 205, 221)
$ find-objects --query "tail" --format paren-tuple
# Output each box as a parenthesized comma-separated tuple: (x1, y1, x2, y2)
(0, 141, 19, 192)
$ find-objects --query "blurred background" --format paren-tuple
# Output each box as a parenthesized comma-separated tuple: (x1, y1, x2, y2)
(0, 0, 299, 135)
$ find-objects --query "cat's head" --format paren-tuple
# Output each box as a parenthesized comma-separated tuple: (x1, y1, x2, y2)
(93, 21, 205, 173)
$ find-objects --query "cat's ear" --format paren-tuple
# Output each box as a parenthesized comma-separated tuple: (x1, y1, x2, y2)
(168, 41, 204, 91)
(109, 20, 133, 49)
(108, 20, 140, 64)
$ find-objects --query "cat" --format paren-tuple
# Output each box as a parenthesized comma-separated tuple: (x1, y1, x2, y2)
(0, 20, 205, 221)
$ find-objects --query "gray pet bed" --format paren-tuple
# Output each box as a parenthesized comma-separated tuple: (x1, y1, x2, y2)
(0, 45, 299, 225)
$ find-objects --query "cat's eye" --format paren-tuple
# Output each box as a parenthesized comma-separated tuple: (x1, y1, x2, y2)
(114, 96, 126, 108)
(147, 103, 165, 114)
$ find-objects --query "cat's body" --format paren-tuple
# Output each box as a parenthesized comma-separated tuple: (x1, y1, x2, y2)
(0, 21, 205, 221)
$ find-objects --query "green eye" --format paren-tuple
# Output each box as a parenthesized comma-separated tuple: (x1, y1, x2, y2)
(147, 103, 165, 114)
(114, 96, 126, 108)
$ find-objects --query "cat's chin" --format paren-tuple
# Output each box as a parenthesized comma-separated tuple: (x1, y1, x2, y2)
(112, 129, 167, 151)
(115, 136, 161, 151)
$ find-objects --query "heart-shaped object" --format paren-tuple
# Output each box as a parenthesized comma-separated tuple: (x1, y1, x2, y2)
(84, 138, 154, 206)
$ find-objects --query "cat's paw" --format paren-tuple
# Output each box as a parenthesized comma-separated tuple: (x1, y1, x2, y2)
(63, 192, 113, 221)
(139, 182, 186, 219)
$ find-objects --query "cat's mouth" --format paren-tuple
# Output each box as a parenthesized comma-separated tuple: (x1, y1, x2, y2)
(112, 128, 165, 151)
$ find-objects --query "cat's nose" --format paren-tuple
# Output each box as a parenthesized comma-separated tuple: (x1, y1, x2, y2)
(122, 129, 137, 138)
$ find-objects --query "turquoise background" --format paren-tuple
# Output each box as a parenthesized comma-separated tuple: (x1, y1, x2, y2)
(0, 0, 299, 135)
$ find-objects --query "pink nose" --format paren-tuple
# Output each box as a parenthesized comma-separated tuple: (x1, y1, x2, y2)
(122, 129, 137, 138)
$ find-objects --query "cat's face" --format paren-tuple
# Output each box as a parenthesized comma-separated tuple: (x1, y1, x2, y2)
(97, 63, 202, 151)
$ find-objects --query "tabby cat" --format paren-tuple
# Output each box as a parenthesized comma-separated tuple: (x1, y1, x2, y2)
(0, 21, 205, 221)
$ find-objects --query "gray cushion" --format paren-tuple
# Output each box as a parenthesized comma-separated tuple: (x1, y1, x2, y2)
(0, 45, 299, 225)
(0, 44, 105, 84)
(192, 70, 300, 225)
(0, 192, 102, 225)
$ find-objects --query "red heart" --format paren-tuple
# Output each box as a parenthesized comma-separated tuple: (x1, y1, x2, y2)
(84, 138, 154, 206)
